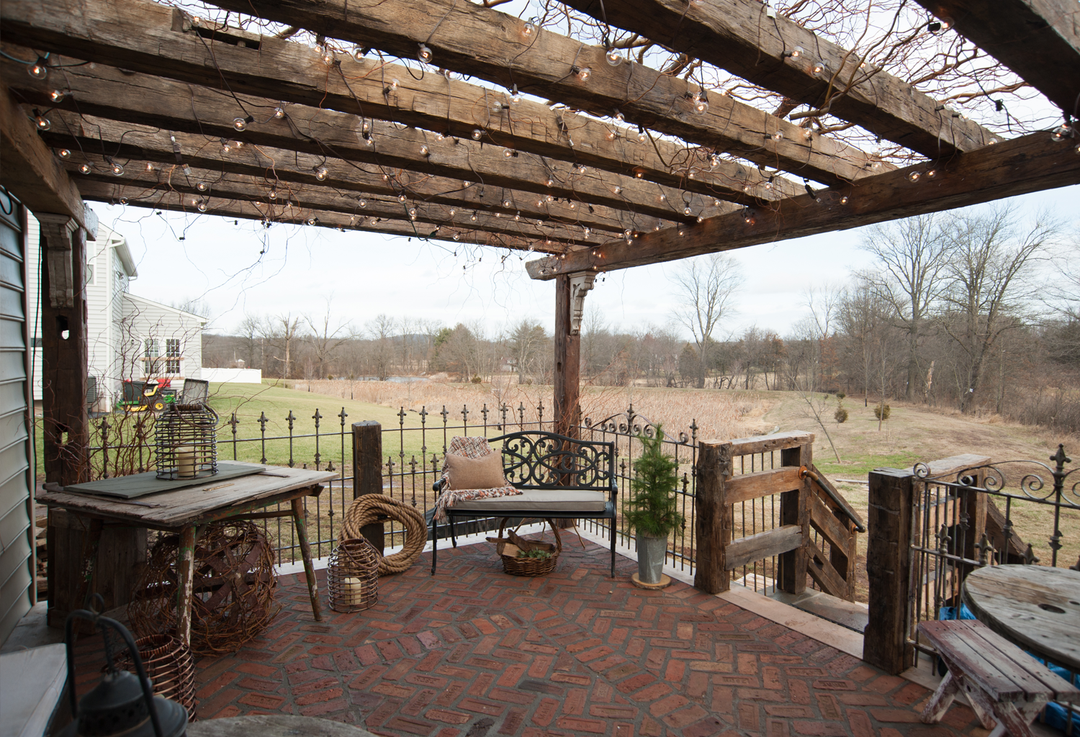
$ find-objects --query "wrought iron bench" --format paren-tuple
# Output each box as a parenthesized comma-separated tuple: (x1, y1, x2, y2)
(430, 431, 618, 577)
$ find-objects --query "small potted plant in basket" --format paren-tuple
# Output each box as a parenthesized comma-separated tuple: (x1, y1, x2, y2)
(623, 425, 683, 586)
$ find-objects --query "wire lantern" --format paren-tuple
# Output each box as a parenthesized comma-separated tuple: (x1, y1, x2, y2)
(155, 404, 218, 480)
(327, 538, 379, 613)
(115, 634, 198, 720)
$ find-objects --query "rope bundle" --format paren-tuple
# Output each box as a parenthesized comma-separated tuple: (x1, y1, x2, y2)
(340, 495, 426, 575)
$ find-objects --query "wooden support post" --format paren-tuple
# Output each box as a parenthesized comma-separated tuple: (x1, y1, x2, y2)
(694, 440, 732, 594)
(553, 274, 582, 439)
(778, 441, 812, 595)
(39, 216, 89, 487)
(864, 468, 917, 674)
(352, 421, 384, 552)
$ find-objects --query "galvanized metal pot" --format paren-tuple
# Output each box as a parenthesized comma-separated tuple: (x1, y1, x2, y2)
(636, 533, 667, 584)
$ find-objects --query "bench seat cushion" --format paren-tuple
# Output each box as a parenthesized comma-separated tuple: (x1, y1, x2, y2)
(451, 489, 608, 514)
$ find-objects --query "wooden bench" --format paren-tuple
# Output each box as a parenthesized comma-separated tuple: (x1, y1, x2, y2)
(430, 431, 618, 577)
(919, 619, 1080, 737)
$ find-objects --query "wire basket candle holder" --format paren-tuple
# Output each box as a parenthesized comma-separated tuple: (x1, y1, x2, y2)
(327, 538, 379, 613)
(114, 633, 198, 720)
(155, 404, 218, 480)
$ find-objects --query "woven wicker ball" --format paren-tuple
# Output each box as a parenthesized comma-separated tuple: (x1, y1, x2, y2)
(327, 538, 379, 613)
(129, 521, 278, 655)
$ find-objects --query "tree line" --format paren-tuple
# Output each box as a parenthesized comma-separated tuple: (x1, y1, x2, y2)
(202, 205, 1079, 433)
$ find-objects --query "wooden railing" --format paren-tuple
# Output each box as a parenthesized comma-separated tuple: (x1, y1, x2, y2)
(693, 432, 863, 601)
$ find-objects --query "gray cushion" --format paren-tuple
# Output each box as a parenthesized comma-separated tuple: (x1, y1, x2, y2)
(451, 489, 607, 513)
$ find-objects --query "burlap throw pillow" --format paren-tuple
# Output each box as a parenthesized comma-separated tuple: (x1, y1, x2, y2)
(446, 451, 507, 490)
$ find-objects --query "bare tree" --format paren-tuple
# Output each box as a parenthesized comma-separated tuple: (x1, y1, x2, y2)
(367, 314, 397, 380)
(305, 299, 353, 379)
(673, 254, 741, 389)
(507, 319, 549, 384)
(940, 206, 1058, 413)
(861, 214, 950, 401)
(262, 313, 303, 380)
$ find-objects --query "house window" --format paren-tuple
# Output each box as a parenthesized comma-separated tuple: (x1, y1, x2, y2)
(143, 338, 160, 376)
(165, 338, 181, 375)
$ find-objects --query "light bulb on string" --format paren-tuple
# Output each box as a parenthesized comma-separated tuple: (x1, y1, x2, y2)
(79, 163, 92, 174)
(28, 57, 48, 79)
(683, 206, 692, 216)
(398, 193, 407, 203)
(605, 48, 622, 67)
(510, 85, 522, 104)
(420, 144, 430, 156)
(268, 188, 277, 200)
(315, 166, 329, 181)
(274, 107, 285, 119)
(358, 198, 367, 208)
(575, 66, 591, 82)
(1051, 123, 1074, 142)
(110, 162, 124, 176)
(196, 181, 209, 192)
(418, 44, 433, 64)
(692, 92, 708, 114)
(908, 171, 921, 182)
(197, 201, 208, 212)
(58, 148, 71, 159)
(521, 21, 536, 39)
(233, 116, 252, 131)
(35, 115, 51, 131)
(471, 128, 483, 140)
(637, 127, 648, 143)
(50, 89, 66, 103)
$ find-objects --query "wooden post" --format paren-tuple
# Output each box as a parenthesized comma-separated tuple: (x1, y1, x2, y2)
(352, 421, 384, 552)
(39, 215, 89, 486)
(778, 440, 812, 594)
(864, 467, 916, 674)
(694, 440, 732, 593)
(553, 274, 580, 438)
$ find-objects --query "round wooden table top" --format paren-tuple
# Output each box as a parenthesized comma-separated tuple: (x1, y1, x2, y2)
(961, 564, 1080, 673)
(187, 715, 377, 737)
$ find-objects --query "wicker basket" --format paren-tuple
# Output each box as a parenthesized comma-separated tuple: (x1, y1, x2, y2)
(490, 529, 561, 577)
(328, 538, 379, 612)
(115, 633, 198, 720)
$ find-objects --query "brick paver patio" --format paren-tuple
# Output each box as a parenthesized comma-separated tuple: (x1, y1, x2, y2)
(73, 536, 989, 736)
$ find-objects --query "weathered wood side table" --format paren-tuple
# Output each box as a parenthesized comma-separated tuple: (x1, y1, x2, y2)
(38, 463, 336, 647)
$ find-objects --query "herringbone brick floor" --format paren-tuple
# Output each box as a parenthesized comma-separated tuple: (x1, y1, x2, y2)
(74, 537, 988, 736)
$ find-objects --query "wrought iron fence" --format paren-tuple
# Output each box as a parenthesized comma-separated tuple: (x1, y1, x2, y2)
(86, 401, 706, 569)
(907, 445, 1080, 656)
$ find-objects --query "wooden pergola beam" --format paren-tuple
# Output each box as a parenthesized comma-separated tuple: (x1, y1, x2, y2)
(73, 162, 606, 247)
(76, 180, 572, 253)
(915, 0, 1080, 116)
(0, 0, 799, 205)
(561, 0, 1000, 158)
(0, 81, 88, 229)
(43, 114, 680, 236)
(201, 0, 879, 186)
(526, 130, 1080, 278)
(2, 59, 730, 224)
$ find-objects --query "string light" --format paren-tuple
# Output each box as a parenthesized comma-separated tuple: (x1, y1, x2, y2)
(605, 48, 623, 67)
(521, 21, 536, 39)
(307, 217, 318, 226)
(771, 131, 784, 141)
(34, 114, 51, 131)
(50, 90, 66, 103)
(196, 181, 209, 192)
(269, 188, 277, 199)
(358, 198, 367, 208)
(691, 91, 708, 114)
(471, 128, 483, 140)
(839, 195, 849, 205)
(682, 206, 692, 216)
(274, 107, 285, 119)
(613, 186, 622, 195)
(110, 162, 124, 176)
(908, 171, 921, 182)
(812, 60, 825, 75)
(637, 127, 648, 143)
(58, 149, 71, 159)
(197, 201, 208, 212)
(28, 57, 48, 79)
(574, 66, 591, 82)
(418, 44, 433, 63)
(510, 85, 522, 104)
(1051, 123, 1075, 142)
(232, 116, 252, 131)
(420, 144, 430, 156)
(398, 193, 407, 203)
(79, 163, 92, 174)
(321, 49, 335, 66)
(315, 166, 329, 181)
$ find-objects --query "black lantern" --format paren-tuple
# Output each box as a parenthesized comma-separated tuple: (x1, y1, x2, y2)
(59, 597, 188, 737)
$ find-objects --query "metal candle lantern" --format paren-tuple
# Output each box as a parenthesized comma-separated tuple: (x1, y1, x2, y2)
(58, 597, 188, 737)
(156, 404, 218, 480)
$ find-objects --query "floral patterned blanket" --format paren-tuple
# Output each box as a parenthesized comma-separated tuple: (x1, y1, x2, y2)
(433, 436, 521, 522)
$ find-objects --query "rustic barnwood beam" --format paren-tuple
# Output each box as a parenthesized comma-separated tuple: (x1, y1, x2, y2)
(43, 114, 672, 236)
(527, 129, 1080, 278)
(0, 0, 798, 205)
(561, 0, 1000, 158)
(915, 0, 1080, 115)
(73, 165, 607, 247)
(0, 81, 88, 229)
(2, 59, 729, 224)
(200, 0, 879, 186)
(75, 180, 573, 253)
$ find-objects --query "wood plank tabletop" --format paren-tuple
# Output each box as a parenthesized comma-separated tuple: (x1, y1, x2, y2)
(38, 463, 338, 528)
(962, 564, 1080, 673)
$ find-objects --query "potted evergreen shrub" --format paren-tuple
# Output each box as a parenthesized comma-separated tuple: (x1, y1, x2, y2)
(624, 426, 683, 585)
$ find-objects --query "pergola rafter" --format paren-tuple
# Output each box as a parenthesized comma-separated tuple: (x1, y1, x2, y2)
(560, 0, 1001, 157)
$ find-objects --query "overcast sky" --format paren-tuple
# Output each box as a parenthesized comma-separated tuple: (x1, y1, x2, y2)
(94, 183, 1078, 342)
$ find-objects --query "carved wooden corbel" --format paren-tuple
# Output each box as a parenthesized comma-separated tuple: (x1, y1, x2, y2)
(569, 272, 595, 336)
(38, 213, 78, 309)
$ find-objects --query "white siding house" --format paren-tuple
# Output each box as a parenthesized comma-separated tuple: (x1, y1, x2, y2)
(26, 217, 205, 411)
